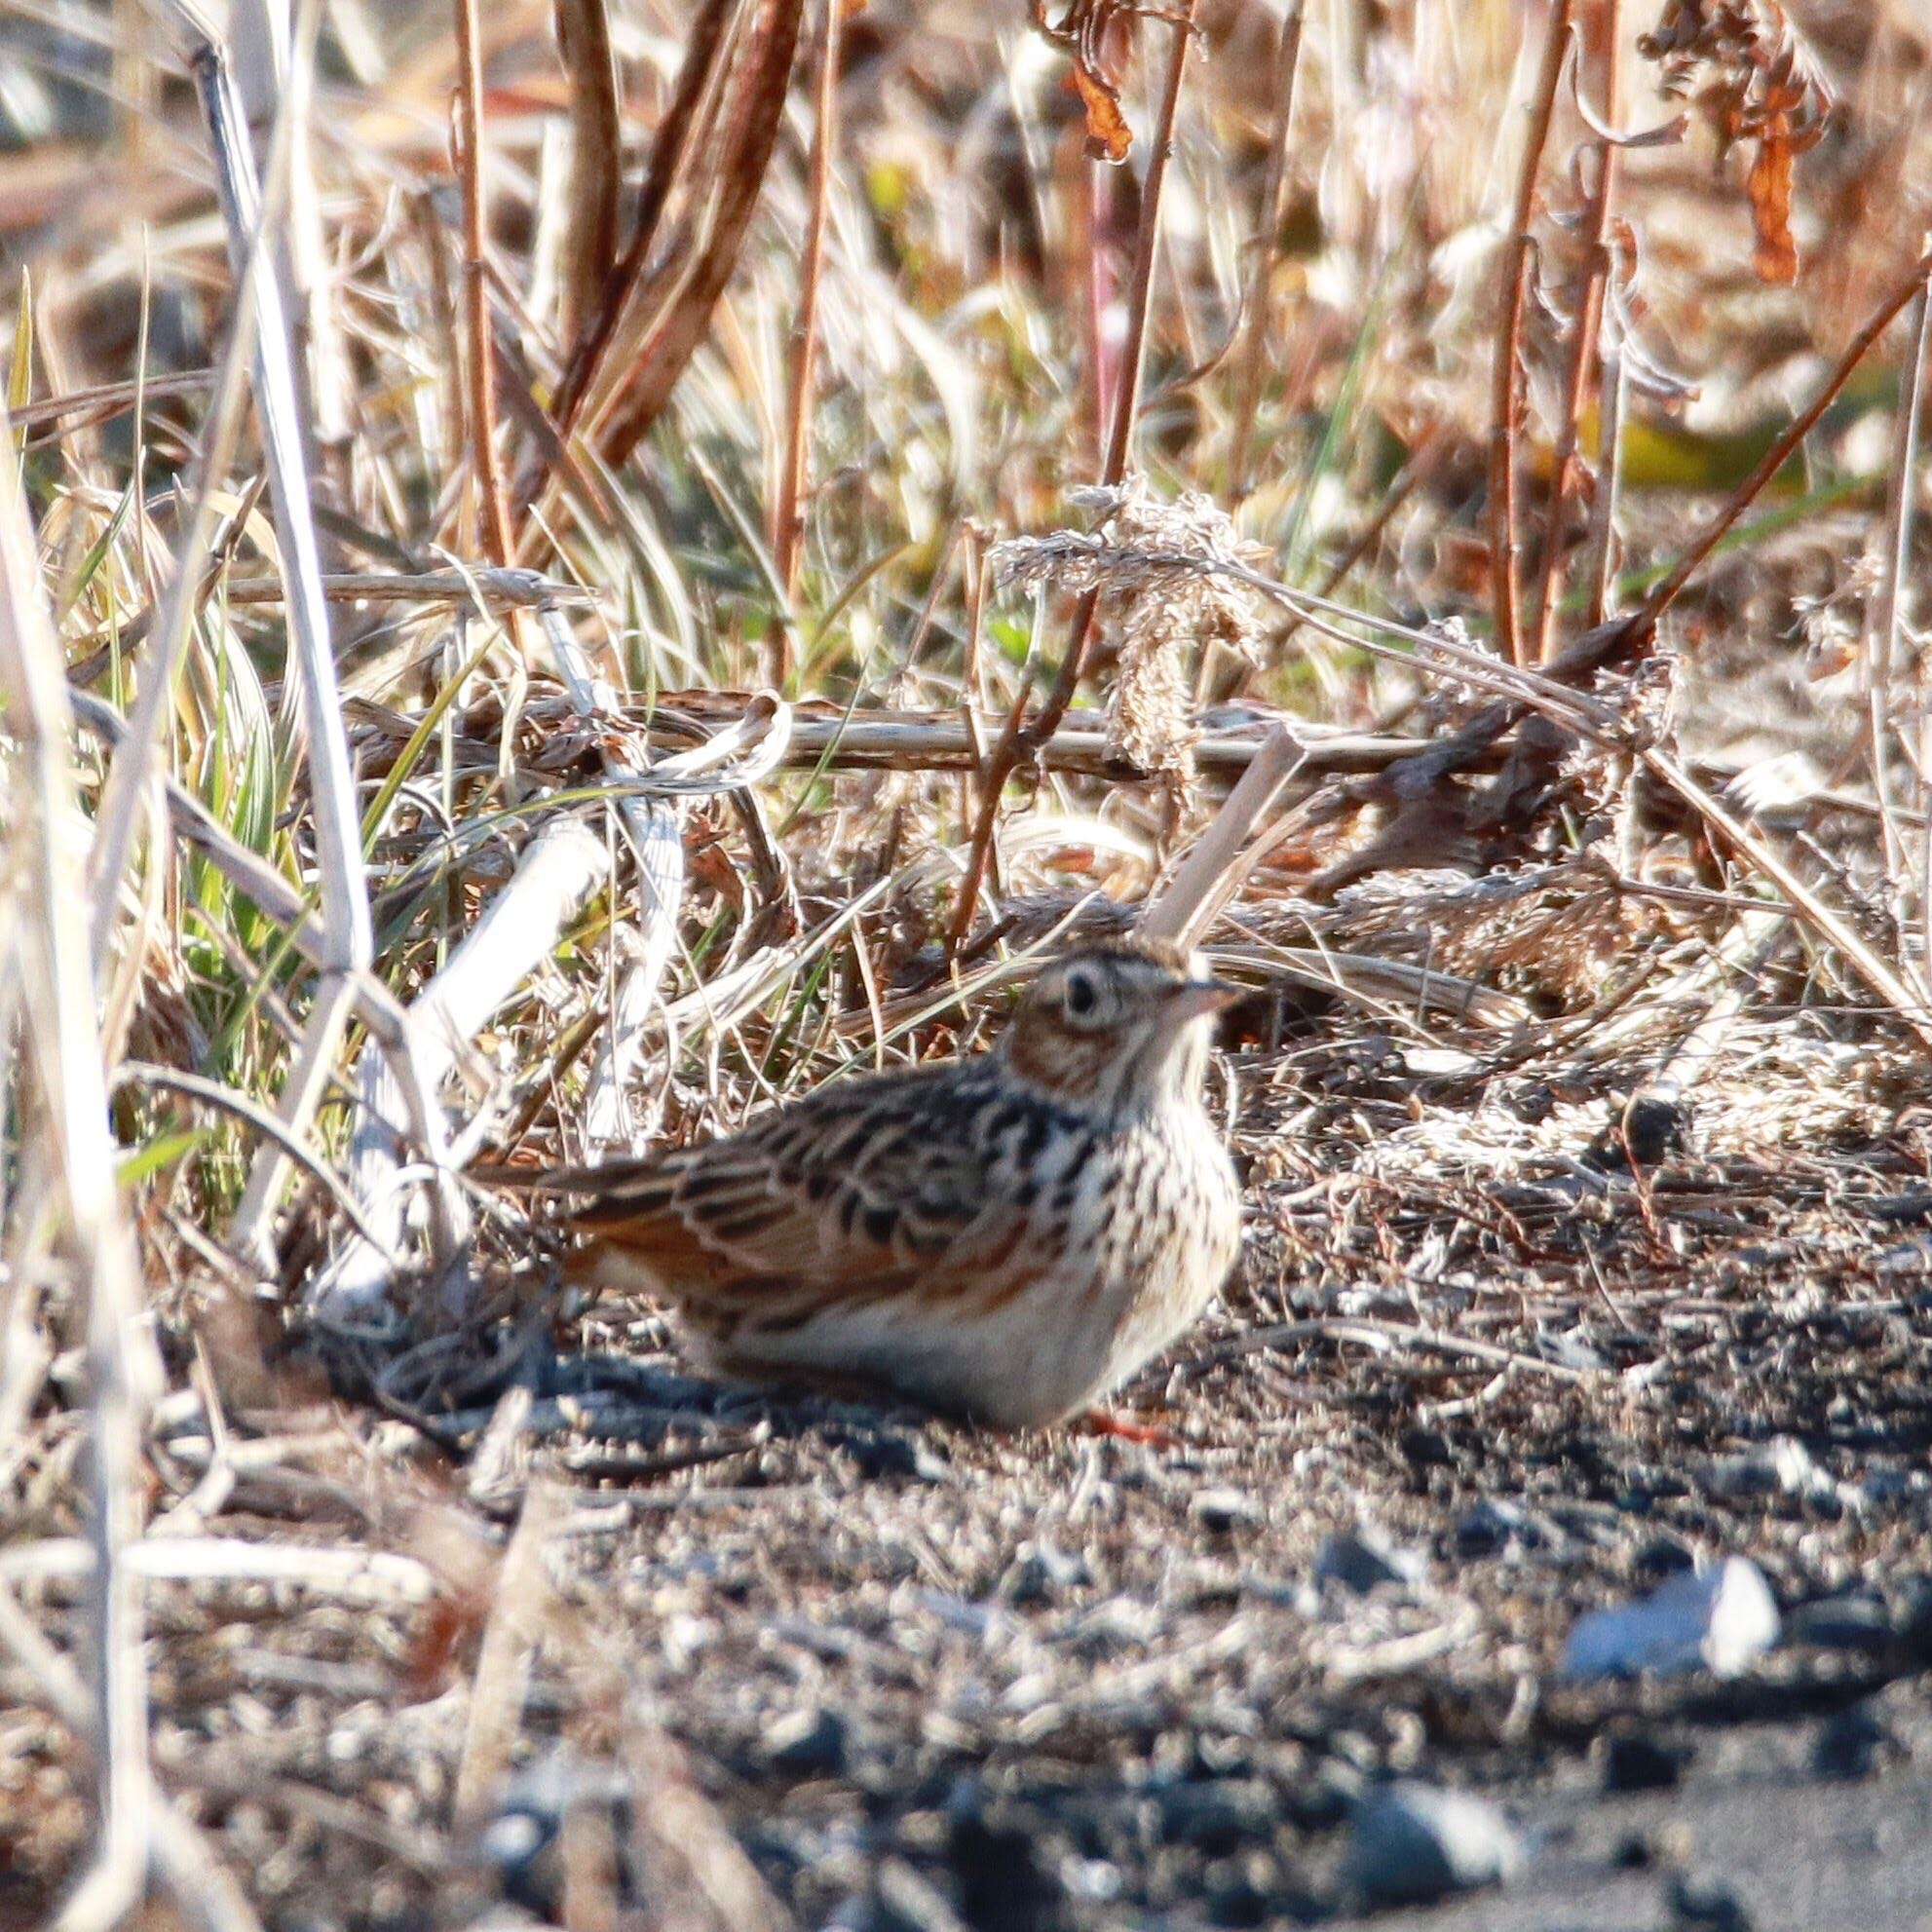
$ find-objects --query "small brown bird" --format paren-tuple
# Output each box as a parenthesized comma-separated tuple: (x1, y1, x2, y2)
(552, 936, 1242, 1427)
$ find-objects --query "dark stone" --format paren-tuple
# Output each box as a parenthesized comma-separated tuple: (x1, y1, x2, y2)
(1315, 1529, 1424, 1596)
(1895, 1575, 1932, 1666)
(1156, 1779, 1274, 1857)
(999, 1541, 1089, 1605)
(1399, 1428, 1454, 1468)
(1812, 1704, 1897, 1782)
(761, 1706, 851, 1779)
(1784, 1593, 1893, 1655)
(1586, 1092, 1692, 1171)
(949, 1812, 1069, 1932)
(1633, 1534, 1698, 1580)
(831, 1425, 952, 1484)
(1455, 1497, 1538, 1558)
(1343, 1783, 1522, 1908)
(1192, 1488, 1264, 1534)
(1668, 1873, 1755, 1931)
(1600, 1731, 1689, 1793)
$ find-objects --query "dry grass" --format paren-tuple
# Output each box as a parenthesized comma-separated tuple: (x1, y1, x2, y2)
(4, 1, 1932, 1924)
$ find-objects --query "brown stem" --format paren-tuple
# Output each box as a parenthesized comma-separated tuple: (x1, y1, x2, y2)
(1230, 0, 1306, 499)
(590, 0, 804, 469)
(552, 0, 621, 358)
(452, 0, 512, 565)
(1531, 1, 1619, 663)
(948, 0, 1200, 952)
(551, 0, 735, 441)
(770, 0, 842, 677)
(1490, 0, 1574, 666)
(1623, 249, 1932, 648)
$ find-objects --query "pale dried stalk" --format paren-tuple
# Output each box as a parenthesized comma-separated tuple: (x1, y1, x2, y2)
(0, 1536, 436, 1601)
(535, 599, 688, 1150)
(159, 5, 449, 1267)
(86, 10, 296, 972)
(0, 404, 154, 1932)
(1640, 907, 1789, 1106)
(1867, 273, 1931, 980)
(453, 1484, 563, 1832)
(1140, 726, 1306, 946)
(312, 815, 607, 1318)
(1645, 749, 1932, 1054)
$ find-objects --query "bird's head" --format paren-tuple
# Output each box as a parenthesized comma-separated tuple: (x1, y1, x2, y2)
(1000, 935, 1237, 1116)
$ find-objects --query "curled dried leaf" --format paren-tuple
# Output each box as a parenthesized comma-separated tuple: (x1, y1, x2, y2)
(1638, 0, 1833, 284)
(1031, 0, 1135, 163)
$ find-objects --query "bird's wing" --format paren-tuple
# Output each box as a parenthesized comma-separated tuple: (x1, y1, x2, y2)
(557, 1069, 1038, 1314)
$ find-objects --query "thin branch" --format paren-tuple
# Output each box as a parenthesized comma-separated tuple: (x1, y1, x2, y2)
(453, 0, 512, 565)
(770, 0, 843, 677)
(1621, 249, 1932, 650)
(1490, 0, 1575, 667)
(0, 398, 154, 1932)
(1531, 4, 1621, 664)
(950, 0, 1200, 950)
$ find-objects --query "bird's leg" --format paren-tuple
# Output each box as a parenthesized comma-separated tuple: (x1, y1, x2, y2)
(1075, 1406, 1181, 1448)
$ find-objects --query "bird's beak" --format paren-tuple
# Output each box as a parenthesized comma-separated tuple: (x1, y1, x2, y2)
(1167, 978, 1243, 1019)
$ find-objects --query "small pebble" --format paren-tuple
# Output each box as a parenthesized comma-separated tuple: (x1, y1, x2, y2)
(998, 1539, 1090, 1605)
(1192, 1488, 1264, 1534)
(761, 1706, 850, 1779)
(1343, 1782, 1522, 1907)
(1599, 1731, 1689, 1793)
(1812, 1703, 1897, 1782)
(1315, 1527, 1425, 1596)
(1668, 1873, 1755, 1932)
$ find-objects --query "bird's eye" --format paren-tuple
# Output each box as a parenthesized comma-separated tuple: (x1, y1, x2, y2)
(1063, 970, 1100, 1021)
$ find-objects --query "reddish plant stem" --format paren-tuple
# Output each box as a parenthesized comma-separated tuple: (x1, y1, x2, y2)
(1869, 274, 1931, 937)
(1624, 250, 1931, 647)
(948, 0, 1199, 952)
(1490, 0, 1574, 666)
(452, 0, 512, 566)
(1532, 0, 1619, 664)
(770, 0, 843, 678)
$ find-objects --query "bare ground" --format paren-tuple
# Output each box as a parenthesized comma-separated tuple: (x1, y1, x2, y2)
(8, 1005, 1932, 1930)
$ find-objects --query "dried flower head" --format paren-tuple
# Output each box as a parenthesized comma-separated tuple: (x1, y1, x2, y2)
(1639, 0, 1833, 284)
(993, 478, 1265, 777)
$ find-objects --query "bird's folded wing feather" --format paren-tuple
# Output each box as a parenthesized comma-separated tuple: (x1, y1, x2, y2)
(556, 1072, 1022, 1309)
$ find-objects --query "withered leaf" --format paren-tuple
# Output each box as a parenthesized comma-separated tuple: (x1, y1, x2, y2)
(1073, 63, 1133, 164)
(1639, 0, 1832, 284)
(1031, 0, 1135, 164)
(1747, 124, 1799, 284)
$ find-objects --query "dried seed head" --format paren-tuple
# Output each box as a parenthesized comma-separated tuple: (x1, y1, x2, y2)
(993, 478, 1266, 778)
